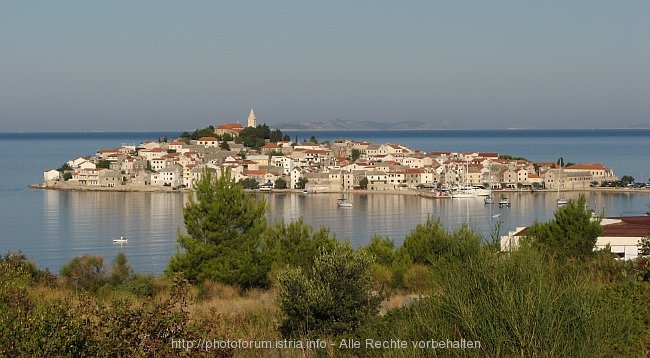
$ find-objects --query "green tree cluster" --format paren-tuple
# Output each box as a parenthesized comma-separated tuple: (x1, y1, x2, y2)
(359, 177, 368, 189)
(274, 177, 287, 189)
(237, 124, 285, 149)
(96, 159, 111, 169)
(295, 177, 308, 189)
(238, 177, 259, 189)
(180, 126, 216, 140)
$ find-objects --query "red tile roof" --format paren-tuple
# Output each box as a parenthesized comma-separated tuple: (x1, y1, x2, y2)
(601, 216, 650, 237)
(567, 163, 610, 170)
(217, 123, 243, 129)
(514, 216, 650, 238)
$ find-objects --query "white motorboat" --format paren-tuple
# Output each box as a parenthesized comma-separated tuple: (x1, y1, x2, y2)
(484, 196, 494, 204)
(337, 198, 353, 208)
(451, 189, 478, 198)
(471, 185, 492, 196)
(498, 196, 511, 207)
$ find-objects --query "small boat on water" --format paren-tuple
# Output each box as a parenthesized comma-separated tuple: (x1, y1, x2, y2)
(337, 198, 353, 208)
(450, 189, 478, 198)
(556, 198, 569, 206)
(112, 236, 128, 243)
(498, 196, 511, 207)
(484, 196, 494, 204)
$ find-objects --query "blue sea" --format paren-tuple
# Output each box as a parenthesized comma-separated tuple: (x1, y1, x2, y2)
(1, 129, 649, 274)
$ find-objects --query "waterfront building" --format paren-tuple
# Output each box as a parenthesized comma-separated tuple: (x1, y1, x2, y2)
(564, 163, 618, 184)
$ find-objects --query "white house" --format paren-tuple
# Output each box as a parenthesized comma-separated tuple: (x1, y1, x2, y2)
(151, 166, 182, 187)
(43, 169, 60, 182)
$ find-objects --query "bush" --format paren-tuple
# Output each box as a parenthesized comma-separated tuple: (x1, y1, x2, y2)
(362, 235, 396, 265)
(402, 264, 434, 292)
(60, 255, 105, 292)
(277, 244, 382, 338)
(108, 252, 133, 286)
(263, 218, 339, 274)
(400, 216, 481, 266)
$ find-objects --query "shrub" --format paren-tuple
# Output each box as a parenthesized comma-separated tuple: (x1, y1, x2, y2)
(400, 216, 481, 266)
(402, 264, 434, 292)
(362, 235, 396, 265)
(108, 252, 133, 286)
(277, 244, 382, 338)
(263, 218, 339, 273)
(60, 255, 105, 292)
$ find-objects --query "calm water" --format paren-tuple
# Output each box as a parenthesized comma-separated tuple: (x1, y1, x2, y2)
(1, 130, 649, 274)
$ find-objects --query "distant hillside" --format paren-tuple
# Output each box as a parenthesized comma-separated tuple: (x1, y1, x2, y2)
(272, 119, 459, 131)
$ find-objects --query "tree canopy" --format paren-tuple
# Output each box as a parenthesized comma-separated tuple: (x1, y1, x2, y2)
(526, 195, 602, 258)
(167, 168, 269, 287)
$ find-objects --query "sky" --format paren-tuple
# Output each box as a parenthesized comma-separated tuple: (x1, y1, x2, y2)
(1, 1, 649, 131)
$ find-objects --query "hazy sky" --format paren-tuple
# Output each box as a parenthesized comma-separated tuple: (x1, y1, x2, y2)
(1, 1, 649, 131)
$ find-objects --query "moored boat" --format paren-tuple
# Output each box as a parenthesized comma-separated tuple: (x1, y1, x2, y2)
(112, 236, 128, 243)
(337, 198, 353, 208)
(498, 196, 511, 207)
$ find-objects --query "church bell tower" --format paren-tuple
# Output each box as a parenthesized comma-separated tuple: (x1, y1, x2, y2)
(247, 108, 256, 128)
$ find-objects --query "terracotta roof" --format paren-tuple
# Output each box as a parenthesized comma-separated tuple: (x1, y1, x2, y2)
(567, 163, 610, 170)
(514, 216, 650, 238)
(217, 123, 243, 129)
(197, 136, 218, 141)
(601, 216, 650, 237)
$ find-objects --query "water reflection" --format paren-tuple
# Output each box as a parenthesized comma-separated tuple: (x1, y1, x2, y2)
(32, 190, 650, 274)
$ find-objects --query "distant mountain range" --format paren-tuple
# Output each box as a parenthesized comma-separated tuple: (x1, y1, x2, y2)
(271, 119, 460, 131)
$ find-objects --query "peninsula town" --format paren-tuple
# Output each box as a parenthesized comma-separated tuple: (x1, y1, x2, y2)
(40, 109, 621, 193)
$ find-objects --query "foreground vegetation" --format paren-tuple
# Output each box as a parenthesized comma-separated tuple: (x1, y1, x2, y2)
(2, 171, 650, 356)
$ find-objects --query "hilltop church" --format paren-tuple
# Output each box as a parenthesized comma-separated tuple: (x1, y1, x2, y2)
(215, 108, 257, 137)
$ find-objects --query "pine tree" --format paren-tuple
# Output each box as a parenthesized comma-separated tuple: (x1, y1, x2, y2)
(526, 195, 602, 258)
(166, 167, 269, 288)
